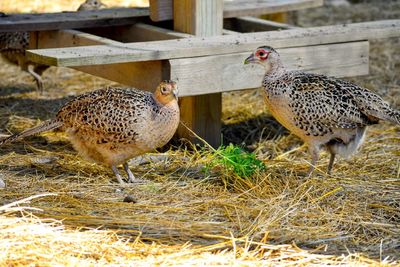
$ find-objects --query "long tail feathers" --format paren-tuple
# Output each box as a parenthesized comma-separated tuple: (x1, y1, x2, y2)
(0, 119, 62, 146)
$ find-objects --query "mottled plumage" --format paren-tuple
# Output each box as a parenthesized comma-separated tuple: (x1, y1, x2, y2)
(245, 46, 399, 175)
(0, 81, 180, 184)
(0, 0, 106, 92)
(77, 0, 107, 11)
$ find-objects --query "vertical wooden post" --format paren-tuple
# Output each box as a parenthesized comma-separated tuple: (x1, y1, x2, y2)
(173, 0, 224, 148)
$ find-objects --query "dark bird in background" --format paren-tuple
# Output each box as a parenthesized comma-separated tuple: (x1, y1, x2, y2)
(245, 46, 399, 175)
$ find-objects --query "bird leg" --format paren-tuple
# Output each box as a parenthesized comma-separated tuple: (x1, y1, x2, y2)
(111, 165, 125, 185)
(327, 153, 336, 175)
(306, 145, 320, 177)
(123, 162, 136, 183)
(27, 64, 44, 93)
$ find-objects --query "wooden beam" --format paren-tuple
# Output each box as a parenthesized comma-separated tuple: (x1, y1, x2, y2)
(224, 16, 299, 33)
(34, 29, 122, 48)
(224, 0, 323, 18)
(0, 8, 148, 32)
(170, 41, 369, 96)
(108, 23, 192, 42)
(26, 20, 400, 67)
(150, 0, 173, 22)
(174, 0, 224, 148)
(31, 30, 166, 92)
(149, 0, 323, 22)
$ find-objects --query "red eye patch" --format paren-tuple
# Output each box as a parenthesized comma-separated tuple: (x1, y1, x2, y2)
(255, 50, 269, 60)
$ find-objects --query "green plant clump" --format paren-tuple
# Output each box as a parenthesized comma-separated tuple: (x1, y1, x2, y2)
(207, 144, 266, 177)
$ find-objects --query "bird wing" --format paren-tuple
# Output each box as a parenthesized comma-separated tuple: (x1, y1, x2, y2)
(57, 87, 150, 144)
(0, 32, 28, 52)
(288, 73, 377, 130)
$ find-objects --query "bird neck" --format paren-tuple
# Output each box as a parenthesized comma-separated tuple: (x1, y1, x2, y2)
(265, 61, 286, 80)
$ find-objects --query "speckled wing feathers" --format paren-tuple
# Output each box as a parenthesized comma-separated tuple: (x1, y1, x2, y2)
(0, 32, 28, 52)
(57, 87, 154, 145)
(281, 72, 396, 136)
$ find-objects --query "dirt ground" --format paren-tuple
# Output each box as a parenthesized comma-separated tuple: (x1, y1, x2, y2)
(0, 0, 399, 266)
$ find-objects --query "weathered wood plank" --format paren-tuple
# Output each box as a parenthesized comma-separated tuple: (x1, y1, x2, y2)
(34, 29, 122, 48)
(170, 41, 369, 96)
(149, 0, 322, 22)
(224, 0, 323, 18)
(26, 20, 400, 67)
(0, 8, 148, 32)
(174, 0, 224, 147)
(116, 23, 192, 42)
(32, 30, 166, 92)
(174, 0, 224, 36)
(224, 16, 299, 33)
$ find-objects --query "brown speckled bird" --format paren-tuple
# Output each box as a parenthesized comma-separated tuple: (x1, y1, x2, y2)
(0, 0, 106, 92)
(245, 46, 399, 175)
(0, 81, 180, 184)
(77, 0, 107, 11)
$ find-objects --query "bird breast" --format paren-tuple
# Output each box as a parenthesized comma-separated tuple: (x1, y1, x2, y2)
(134, 101, 180, 151)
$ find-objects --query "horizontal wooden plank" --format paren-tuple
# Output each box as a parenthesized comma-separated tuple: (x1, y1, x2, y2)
(0, 8, 148, 32)
(26, 20, 400, 67)
(170, 41, 369, 96)
(224, 16, 299, 33)
(33, 30, 167, 92)
(34, 29, 122, 49)
(83, 23, 192, 43)
(149, 0, 323, 22)
(224, 0, 323, 18)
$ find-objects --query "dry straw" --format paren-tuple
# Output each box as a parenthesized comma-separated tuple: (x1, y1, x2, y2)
(0, 0, 399, 265)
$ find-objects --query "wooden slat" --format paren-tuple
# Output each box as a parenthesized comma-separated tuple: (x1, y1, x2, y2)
(34, 29, 122, 48)
(0, 8, 148, 32)
(32, 30, 166, 92)
(149, 0, 322, 22)
(224, 16, 299, 33)
(170, 41, 369, 96)
(174, 0, 224, 148)
(224, 0, 323, 18)
(114, 23, 192, 42)
(26, 20, 400, 67)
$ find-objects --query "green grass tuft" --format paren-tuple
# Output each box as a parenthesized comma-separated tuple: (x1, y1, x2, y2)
(205, 144, 266, 178)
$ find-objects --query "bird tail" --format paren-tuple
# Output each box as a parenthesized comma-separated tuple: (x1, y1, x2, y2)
(0, 119, 63, 146)
(390, 109, 400, 125)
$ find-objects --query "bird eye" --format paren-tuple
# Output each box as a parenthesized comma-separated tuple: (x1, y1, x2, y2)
(161, 86, 168, 94)
(258, 51, 265, 57)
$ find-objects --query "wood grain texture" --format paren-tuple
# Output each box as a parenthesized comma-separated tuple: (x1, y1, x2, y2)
(0, 8, 149, 32)
(31, 30, 166, 92)
(149, 0, 322, 21)
(224, 0, 323, 18)
(170, 41, 369, 96)
(224, 16, 299, 33)
(26, 20, 400, 67)
(173, 0, 224, 147)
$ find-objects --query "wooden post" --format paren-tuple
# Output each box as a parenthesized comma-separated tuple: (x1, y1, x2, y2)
(173, 0, 224, 147)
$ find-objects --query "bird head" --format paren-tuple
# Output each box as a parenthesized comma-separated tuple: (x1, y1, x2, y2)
(244, 46, 281, 73)
(154, 80, 179, 105)
(79, 0, 107, 10)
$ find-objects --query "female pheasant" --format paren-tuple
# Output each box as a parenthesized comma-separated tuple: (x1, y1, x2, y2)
(0, 0, 106, 92)
(245, 46, 399, 175)
(0, 81, 180, 184)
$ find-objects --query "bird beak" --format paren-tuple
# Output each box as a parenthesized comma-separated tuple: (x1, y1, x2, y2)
(244, 54, 255, 64)
(172, 88, 179, 100)
(100, 2, 107, 8)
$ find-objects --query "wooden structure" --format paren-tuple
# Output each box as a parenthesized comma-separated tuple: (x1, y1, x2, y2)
(1, 0, 399, 147)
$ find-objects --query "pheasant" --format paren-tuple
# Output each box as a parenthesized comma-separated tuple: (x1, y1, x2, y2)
(77, 0, 107, 11)
(0, 81, 180, 184)
(0, 0, 106, 92)
(244, 46, 400, 175)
